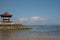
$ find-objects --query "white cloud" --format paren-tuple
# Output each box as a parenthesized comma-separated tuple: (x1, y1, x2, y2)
(19, 16, 48, 22)
(31, 16, 40, 22)
(31, 16, 47, 22)
(19, 18, 28, 22)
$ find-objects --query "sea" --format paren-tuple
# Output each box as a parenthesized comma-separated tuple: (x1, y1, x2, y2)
(0, 25, 60, 40)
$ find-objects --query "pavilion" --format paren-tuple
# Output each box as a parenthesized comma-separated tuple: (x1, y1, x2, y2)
(0, 12, 31, 30)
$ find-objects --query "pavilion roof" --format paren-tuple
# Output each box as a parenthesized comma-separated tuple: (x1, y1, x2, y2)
(1, 12, 12, 17)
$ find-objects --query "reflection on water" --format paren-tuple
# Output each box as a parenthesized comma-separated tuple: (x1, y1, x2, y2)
(0, 25, 60, 40)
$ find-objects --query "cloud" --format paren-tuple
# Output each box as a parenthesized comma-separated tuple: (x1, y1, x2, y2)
(19, 16, 47, 22)
(19, 18, 28, 22)
(31, 16, 47, 22)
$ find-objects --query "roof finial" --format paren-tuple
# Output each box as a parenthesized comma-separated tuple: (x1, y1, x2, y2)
(5, 11, 8, 14)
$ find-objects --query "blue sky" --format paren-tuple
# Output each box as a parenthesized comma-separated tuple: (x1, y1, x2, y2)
(0, 0, 60, 25)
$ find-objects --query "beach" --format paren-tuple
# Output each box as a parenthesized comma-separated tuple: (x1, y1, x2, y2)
(9, 32, 60, 40)
(0, 25, 60, 40)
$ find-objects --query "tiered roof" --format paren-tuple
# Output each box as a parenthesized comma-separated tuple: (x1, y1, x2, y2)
(1, 12, 12, 17)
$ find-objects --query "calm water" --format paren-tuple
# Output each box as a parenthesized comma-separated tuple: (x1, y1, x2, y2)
(0, 25, 60, 40)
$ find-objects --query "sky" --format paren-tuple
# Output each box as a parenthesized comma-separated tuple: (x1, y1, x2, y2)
(0, 0, 60, 25)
